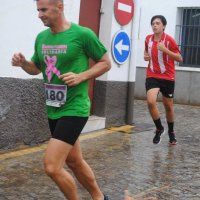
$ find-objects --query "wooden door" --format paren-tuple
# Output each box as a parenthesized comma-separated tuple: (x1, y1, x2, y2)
(79, 0, 102, 112)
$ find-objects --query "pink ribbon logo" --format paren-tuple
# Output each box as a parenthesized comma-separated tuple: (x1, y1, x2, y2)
(44, 55, 60, 83)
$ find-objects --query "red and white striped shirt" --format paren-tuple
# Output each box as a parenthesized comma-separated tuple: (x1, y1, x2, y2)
(145, 33, 180, 80)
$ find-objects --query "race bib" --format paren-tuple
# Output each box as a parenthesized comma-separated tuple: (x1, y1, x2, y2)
(45, 83, 67, 107)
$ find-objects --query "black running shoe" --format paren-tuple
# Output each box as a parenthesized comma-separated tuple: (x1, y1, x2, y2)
(169, 132, 177, 145)
(153, 128, 165, 144)
(104, 194, 110, 200)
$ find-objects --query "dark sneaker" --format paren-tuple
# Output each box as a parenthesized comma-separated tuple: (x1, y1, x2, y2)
(104, 194, 110, 200)
(169, 132, 177, 145)
(153, 128, 165, 144)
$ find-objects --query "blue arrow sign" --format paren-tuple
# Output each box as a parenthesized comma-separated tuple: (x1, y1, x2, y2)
(112, 30, 131, 65)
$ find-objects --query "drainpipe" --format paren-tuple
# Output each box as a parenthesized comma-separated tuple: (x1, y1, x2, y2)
(126, 25, 135, 124)
(126, 0, 140, 124)
(126, 79, 135, 124)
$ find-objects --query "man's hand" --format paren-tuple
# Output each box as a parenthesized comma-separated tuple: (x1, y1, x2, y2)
(144, 51, 151, 61)
(157, 42, 182, 62)
(157, 42, 167, 53)
(12, 53, 26, 67)
(60, 72, 84, 86)
(11, 53, 41, 75)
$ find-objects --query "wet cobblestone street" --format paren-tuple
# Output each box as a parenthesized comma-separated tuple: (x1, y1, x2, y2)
(0, 100, 200, 200)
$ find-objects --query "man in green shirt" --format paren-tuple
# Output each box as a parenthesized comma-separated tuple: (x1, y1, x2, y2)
(11, 0, 111, 199)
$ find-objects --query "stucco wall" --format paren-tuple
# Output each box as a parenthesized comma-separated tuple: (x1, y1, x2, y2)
(93, 80, 135, 127)
(0, 78, 49, 150)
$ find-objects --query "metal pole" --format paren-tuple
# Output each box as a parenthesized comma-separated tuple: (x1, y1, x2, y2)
(126, 0, 140, 125)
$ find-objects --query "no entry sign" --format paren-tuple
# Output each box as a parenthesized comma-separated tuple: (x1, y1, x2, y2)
(114, 0, 134, 26)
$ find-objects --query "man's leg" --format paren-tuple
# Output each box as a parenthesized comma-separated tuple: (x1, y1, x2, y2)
(147, 88, 164, 129)
(147, 88, 160, 119)
(162, 96, 174, 123)
(43, 138, 79, 200)
(66, 139, 104, 200)
(147, 88, 165, 144)
(163, 96, 177, 144)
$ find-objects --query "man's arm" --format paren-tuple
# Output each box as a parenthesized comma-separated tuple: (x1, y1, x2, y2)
(60, 53, 111, 86)
(157, 42, 183, 62)
(12, 53, 41, 75)
(144, 50, 151, 61)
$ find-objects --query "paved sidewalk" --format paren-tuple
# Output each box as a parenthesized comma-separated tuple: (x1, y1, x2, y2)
(0, 100, 200, 200)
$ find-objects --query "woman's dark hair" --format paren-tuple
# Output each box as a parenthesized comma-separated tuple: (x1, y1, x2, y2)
(151, 15, 167, 26)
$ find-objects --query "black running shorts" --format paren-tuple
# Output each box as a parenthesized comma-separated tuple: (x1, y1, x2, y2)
(145, 77, 175, 98)
(48, 116, 88, 145)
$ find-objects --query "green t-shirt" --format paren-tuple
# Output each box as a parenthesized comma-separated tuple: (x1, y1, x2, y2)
(31, 23, 107, 119)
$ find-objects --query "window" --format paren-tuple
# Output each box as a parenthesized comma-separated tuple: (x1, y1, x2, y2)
(176, 8, 200, 67)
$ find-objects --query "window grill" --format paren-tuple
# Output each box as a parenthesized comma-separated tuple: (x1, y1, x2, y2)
(176, 8, 200, 67)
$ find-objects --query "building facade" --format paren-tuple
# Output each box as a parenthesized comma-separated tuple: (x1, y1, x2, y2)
(1, 0, 199, 149)
(134, 0, 200, 105)
(0, 0, 137, 149)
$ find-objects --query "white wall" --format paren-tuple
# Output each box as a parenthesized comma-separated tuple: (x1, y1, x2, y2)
(135, 0, 200, 69)
(2, 0, 199, 80)
(0, 0, 80, 79)
(98, 0, 136, 82)
(135, 0, 200, 105)
(107, 12, 132, 82)
(136, 0, 178, 68)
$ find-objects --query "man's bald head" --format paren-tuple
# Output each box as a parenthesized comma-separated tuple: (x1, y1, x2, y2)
(34, 0, 63, 3)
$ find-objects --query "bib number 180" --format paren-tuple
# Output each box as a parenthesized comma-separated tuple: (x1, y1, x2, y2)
(45, 84, 67, 107)
(46, 90, 65, 102)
